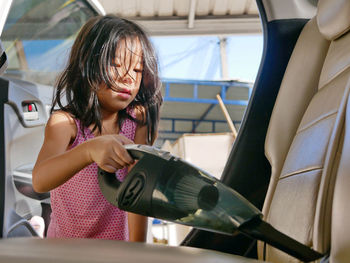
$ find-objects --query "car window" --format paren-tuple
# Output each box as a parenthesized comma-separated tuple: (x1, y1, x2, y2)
(1, 0, 96, 86)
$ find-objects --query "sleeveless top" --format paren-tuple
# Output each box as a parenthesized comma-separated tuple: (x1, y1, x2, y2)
(47, 114, 137, 240)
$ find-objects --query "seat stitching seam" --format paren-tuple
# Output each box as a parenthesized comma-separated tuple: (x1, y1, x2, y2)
(280, 166, 322, 179)
(319, 63, 350, 88)
(297, 110, 337, 134)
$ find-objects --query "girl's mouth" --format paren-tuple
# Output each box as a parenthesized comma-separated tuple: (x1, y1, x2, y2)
(110, 86, 132, 95)
(109, 86, 132, 99)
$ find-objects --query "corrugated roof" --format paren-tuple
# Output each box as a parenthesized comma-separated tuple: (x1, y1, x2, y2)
(98, 0, 261, 36)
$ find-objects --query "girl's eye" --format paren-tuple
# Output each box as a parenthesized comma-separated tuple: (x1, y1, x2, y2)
(134, 68, 143, 73)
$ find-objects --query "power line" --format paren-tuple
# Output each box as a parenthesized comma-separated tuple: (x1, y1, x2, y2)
(161, 38, 216, 69)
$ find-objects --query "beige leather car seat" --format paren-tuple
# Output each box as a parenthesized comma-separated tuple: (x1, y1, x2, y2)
(260, 0, 350, 262)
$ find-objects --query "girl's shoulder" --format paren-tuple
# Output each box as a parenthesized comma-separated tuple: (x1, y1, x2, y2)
(49, 110, 76, 127)
(46, 110, 77, 145)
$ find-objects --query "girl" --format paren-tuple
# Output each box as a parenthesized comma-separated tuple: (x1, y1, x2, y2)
(32, 15, 162, 242)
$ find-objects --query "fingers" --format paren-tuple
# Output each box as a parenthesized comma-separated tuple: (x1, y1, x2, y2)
(89, 134, 135, 172)
(101, 165, 117, 173)
(116, 134, 134, 145)
(100, 157, 125, 173)
(98, 137, 134, 172)
(99, 147, 133, 172)
(112, 140, 134, 165)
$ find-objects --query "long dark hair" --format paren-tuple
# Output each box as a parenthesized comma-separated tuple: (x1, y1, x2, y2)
(51, 15, 162, 144)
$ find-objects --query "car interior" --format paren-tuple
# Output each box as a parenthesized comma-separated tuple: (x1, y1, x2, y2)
(0, 0, 350, 262)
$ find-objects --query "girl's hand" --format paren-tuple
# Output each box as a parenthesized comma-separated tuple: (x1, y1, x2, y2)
(87, 134, 135, 173)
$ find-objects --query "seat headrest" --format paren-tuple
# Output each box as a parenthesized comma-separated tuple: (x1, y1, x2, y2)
(317, 0, 350, 40)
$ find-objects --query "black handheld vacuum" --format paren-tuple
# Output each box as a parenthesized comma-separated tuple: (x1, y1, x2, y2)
(98, 144, 323, 262)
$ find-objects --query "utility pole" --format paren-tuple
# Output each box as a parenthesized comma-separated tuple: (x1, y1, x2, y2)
(217, 36, 237, 137)
(219, 36, 228, 80)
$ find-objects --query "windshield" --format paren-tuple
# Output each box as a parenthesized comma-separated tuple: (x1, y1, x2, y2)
(1, 0, 96, 86)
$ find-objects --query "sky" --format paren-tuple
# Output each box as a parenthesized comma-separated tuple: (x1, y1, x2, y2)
(151, 34, 263, 82)
(21, 34, 263, 83)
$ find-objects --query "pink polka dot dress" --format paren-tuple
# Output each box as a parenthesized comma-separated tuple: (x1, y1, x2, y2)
(47, 113, 137, 240)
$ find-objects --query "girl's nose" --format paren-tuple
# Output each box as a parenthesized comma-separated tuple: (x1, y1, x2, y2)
(121, 75, 133, 85)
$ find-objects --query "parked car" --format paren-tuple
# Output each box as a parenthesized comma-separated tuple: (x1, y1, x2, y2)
(0, 0, 349, 262)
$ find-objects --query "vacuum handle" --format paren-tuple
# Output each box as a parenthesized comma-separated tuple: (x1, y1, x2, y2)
(97, 145, 152, 207)
(97, 145, 144, 176)
(97, 167, 122, 207)
(97, 144, 170, 177)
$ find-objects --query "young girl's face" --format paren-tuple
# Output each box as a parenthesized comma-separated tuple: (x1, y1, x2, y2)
(97, 37, 143, 114)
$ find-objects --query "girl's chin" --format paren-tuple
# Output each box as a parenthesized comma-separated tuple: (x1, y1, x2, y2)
(114, 101, 133, 112)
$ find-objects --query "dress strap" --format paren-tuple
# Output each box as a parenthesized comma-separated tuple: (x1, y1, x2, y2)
(69, 118, 83, 149)
(120, 107, 137, 141)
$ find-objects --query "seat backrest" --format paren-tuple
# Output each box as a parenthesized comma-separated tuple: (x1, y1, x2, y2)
(260, 0, 350, 261)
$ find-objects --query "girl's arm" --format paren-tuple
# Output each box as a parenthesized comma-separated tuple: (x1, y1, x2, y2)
(32, 111, 134, 193)
(128, 110, 150, 242)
